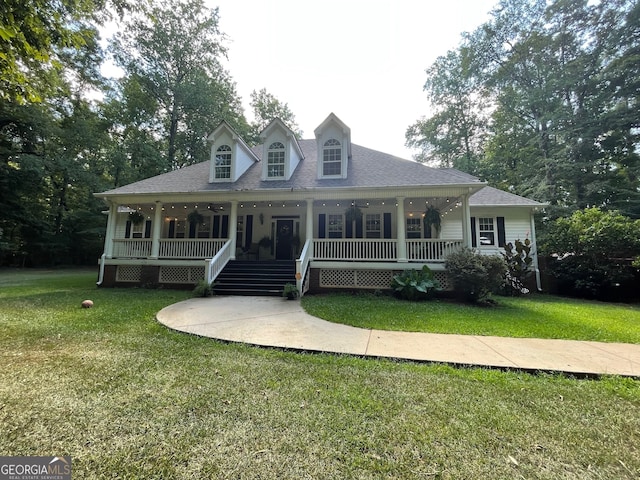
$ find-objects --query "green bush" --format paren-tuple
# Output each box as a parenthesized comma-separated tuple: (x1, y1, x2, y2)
(193, 280, 213, 297)
(445, 248, 506, 303)
(391, 265, 440, 301)
(541, 208, 640, 300)
(503, 239, 533, 295)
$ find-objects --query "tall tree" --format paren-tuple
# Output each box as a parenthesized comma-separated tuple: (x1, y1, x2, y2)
(0, 1, 114, 266)
(407, 0, 640, 218)
(405, 49, 487, 172)
(0, 0, 130, 103)
(110, 0, 248, 172)
(249, 88, 303, 142)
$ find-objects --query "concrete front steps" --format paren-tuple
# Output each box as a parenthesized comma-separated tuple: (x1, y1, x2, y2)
(212, 260, 296, 296)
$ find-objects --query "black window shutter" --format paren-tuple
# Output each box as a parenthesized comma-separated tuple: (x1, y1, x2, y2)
(355, 217, 363, 238)
(383, 213, 392, 239)
(345, 219, 353, 238)
(188, 221, 196, 238)
(318, 214, 326, 238)
(471, 217, 477, 248)
(144, 220, 152, 238)
(245, 215, 253, 249)
(497, 217, 506, 247)
(221, 215, 229, 238)
(168, 220, 175, 238)
(212, 216, 220, 238)
(125, 221, 132, 239)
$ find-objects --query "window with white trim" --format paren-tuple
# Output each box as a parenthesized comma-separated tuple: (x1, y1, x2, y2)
(406, 217, 421, 239)
(366, 213, 381, 238)
(478, 217, 495, 245)
(328, 214, 343, 238)
(322, 139, 341, 176)
(267, 142, 285, 178)
(215, 145, 231, 179)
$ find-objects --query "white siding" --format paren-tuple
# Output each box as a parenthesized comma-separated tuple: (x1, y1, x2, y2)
(233, 143, 255, 181)
(440, 209, 463, 239)
(470, 207, 533, 254)
(287, 140, 301, 179)
(114, 213, 128, 238)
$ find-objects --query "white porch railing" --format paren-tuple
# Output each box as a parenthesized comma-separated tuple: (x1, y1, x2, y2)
(313, 238, 464, 262)
(313, 239, 398, 261)
(206, 240, 233, 284)
(159, 239, 227, 259)
(406, 239, 464, 262)
(112, 239, 152, 258)
(296, 239, 313, 295)
(112, 238, 464, 263)
(112, 239, 227, 259)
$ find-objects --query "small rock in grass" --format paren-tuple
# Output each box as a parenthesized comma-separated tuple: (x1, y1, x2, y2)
(81, 299, 94, 308)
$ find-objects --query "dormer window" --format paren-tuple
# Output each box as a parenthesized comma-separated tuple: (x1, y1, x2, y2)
(323, 139, 342, 176)
(267, 142, 285, 178)
(215, 145, 232, 179)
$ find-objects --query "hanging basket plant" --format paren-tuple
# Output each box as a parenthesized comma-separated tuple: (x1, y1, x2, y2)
(344, 205, 363, 223)
(187, 209, 204, 225)
(423, 205, 441, 238)
(129, 210, 145, 225)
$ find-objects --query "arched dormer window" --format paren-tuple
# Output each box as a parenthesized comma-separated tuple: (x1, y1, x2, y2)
(215, 145, 232, 179)
(323, 139, 341, 176)
(267, 141, 285, 178)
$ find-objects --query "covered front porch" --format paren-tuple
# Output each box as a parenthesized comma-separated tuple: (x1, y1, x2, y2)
(97, 188, 477, 292)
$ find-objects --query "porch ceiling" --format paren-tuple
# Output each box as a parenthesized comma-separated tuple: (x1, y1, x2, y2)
(100, 185, 483, 207)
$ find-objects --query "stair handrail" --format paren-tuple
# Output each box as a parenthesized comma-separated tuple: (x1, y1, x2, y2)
(295, 238, 312, 296)
(205, 240, 233, 284)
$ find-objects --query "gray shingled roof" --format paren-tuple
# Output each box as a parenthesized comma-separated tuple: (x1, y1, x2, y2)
(470, 186, 545, 207)
(96, 140, 543, 208)
(97, 139, 484, 196)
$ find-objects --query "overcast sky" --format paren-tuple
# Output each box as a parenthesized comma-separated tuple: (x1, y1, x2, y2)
(212, 0, 497, 159)
(102, 0, 498, 159)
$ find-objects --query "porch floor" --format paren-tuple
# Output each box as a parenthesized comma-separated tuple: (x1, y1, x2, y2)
(157, 296, 640, 378)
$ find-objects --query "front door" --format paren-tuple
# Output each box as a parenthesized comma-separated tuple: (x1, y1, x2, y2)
(275, 219, 293, 260)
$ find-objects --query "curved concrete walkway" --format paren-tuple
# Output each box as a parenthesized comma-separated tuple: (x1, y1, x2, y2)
(157, 296, 640, 377)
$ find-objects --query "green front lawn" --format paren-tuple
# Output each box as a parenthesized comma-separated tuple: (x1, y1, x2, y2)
(302, 293, 640, 343)
(1, 270, 639, 479)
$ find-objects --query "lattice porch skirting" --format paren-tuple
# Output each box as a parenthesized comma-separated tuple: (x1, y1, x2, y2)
(318, 268, 451, 291)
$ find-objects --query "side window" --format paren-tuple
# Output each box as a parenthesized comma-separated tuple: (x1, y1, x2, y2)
(267, 142, 285, 178)
(406, 217, 421, 239)
(328, 214, 343, 238)
(322, 139, 341, 176)
(478, 217, 495, 245)
(366, 214, 381, 238)
(215, 145, 232, 179)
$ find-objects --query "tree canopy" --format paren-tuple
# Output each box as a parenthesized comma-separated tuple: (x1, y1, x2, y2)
(407, 0, 640, 218)
(249, 88, 303, 142)
(0, 0, 299, 266)
(108, 0, 249, 173)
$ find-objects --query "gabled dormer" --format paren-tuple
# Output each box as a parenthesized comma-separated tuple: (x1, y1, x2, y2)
(259, 119, 304, 181)
(314, 113, 351, 180)
(207, 121, 259, 183)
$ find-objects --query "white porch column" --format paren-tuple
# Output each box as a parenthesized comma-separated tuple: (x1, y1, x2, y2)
(461, 193, 472, 248)
(396, 197, 407, 262)
(228, 200, 238, 259)
(305, 198, 314, 242)
(150, 201, 163, 259)
(104, 202, 117, 259)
